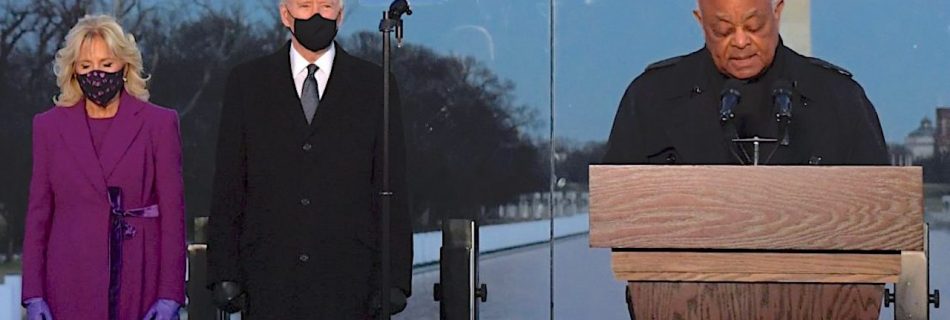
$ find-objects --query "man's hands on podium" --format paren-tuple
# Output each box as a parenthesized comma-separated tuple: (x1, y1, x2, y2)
(211, 281, 246, 313)
(371, 287, 409, 316)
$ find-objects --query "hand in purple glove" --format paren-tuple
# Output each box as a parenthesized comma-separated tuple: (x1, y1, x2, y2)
(24, 297, 53, 320)
(142, 299, 180, 320)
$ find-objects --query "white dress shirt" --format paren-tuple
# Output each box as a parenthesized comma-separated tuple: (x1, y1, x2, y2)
(290, 42, 335, 100)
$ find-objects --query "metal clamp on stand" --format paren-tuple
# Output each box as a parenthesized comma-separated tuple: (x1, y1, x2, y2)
(887, 223, 940, 319)
(732, 136, 777, 166)
(433, 219, 488, 320)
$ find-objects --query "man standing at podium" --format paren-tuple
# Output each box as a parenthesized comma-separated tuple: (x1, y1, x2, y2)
(602, 0, 888, 317)
(603, 0, 888, 167)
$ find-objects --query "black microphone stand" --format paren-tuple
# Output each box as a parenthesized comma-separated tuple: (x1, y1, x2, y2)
(378, 1, 411, 319)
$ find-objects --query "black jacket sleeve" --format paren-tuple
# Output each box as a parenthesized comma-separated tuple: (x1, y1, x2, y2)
(603, 81, 644, 164)
(844, 82, 889, 165)
(207, 69, 248, 287)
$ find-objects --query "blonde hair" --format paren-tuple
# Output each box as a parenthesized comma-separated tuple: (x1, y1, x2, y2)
(53, 14, 149, 106)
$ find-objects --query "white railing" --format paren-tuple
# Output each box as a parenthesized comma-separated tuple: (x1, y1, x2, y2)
(412, 213, 590, 267)
(0, 212, 592, 318)
(0, 274, 21, 320)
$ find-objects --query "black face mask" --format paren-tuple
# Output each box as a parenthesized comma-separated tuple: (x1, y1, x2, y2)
(290, 13, 338, 52)
(77, 68, 125, 108)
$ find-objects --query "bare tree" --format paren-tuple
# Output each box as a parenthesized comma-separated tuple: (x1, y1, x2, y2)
(164, 0, 258, 117)
(0, 1, 32, 74)
(344, 32, 548, 227)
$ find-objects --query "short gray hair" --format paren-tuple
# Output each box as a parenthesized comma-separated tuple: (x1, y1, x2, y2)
(696, 0, 779, 11)
(279, 0, 346, 8)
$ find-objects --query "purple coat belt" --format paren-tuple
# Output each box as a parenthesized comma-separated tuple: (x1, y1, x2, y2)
(107, 187, 158, 320)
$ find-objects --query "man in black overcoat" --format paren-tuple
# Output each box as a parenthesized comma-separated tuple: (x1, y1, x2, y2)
(207, 0, 412, 318)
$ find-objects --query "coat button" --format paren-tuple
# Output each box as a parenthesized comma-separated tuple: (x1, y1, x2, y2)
(302, 143, 313, 151)
(300, 198, 311, 206)
(299, 254, 310, 262)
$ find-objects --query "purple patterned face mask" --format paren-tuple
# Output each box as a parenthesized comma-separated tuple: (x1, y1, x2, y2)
(77, 68, 125, 107)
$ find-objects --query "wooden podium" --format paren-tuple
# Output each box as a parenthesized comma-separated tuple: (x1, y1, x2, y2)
(589, 166, 927, 320)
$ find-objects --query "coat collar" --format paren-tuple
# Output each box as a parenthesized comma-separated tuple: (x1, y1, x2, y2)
(268, 41, 355, 139)
(658, 43, 816, 164)
(657, 47, 735, 164)
(98, 92, 147, 178)
(58, 91, 147, 191)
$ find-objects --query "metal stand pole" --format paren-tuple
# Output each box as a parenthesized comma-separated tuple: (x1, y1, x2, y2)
(378, 2, 411, 318)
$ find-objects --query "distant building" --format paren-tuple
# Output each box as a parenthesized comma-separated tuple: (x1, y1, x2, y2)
(936, 107, 950, 154)
(905, 117, 935, 160)
(889, 144, 913, 166)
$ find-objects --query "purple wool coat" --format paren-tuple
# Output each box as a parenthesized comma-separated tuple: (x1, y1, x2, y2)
(22, 92, 186, 319)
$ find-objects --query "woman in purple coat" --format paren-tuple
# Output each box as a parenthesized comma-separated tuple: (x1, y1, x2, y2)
(21, 15, 185, 320)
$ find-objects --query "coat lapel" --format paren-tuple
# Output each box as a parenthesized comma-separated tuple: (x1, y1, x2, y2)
(306, 47, 351, 138)
(269, 43, 313, 139)
(98, 92, 146, 179)
(660, 51, 734, 164)
(58, 100, 108, 192)
(662, 90, 734, 164)
(776, 46, 821, 164)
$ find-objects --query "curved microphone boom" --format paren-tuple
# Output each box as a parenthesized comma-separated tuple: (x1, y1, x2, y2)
(388, 0, 413, 19)
(387, 0, 412, 47)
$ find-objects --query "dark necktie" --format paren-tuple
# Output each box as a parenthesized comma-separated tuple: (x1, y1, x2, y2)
(301, 64, 319, 124)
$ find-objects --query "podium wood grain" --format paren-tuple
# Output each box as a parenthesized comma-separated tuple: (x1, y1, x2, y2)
(617, 272, 898, 283)
(590, 166, 923, 251)
(612, 251, 900, 283)
(627, 282, 884, 320)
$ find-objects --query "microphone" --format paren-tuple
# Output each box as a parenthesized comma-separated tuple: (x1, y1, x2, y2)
(719, 79, 749, 164)
(772, 80, 793, 146)
(719, 79, 742, 123)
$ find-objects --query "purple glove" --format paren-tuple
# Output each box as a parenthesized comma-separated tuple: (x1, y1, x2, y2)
(24, 297, 53, 320)
(142, 299, 180, 320)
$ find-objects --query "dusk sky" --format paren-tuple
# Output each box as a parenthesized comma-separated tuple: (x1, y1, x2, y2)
(184, 0, 950, 144)
(328, 0, 950, 145)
